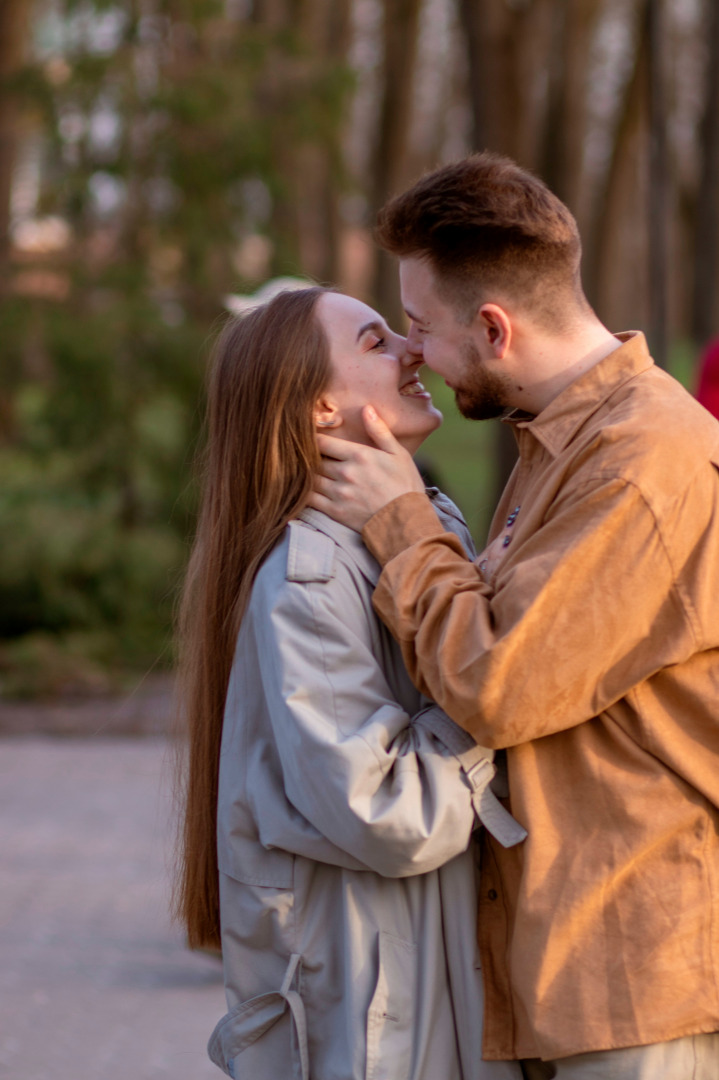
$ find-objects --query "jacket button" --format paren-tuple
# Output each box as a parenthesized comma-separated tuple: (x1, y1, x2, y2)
(488, 889, 498, 901)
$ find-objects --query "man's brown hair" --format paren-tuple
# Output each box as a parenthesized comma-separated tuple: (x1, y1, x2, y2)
(374, 152, 589, 327)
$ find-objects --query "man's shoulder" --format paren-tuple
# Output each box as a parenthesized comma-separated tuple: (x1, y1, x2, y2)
(580, 365, 719, 495)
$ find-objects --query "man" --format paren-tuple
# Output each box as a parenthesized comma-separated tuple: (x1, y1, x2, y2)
(310, 154, 719, 1078)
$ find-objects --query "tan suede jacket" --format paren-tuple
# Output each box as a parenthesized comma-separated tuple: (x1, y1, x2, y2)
(362, 332, 719, 1061)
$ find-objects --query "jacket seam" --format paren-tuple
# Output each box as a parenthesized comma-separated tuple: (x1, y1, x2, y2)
(304, 580, 386, 773)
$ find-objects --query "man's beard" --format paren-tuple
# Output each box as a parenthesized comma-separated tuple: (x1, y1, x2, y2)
(454, 340, 512, 420)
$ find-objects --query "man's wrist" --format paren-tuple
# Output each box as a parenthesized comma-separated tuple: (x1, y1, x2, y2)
(362, 492, 444, 566)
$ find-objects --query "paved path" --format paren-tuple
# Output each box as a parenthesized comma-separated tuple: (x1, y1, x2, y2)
(0, 737, 226, 1080)
(0, 675, 175, 737)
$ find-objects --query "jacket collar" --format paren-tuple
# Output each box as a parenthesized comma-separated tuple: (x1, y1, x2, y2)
(298, 487, 461, 587)
(299, 507, 382, 586)
(505, 331, 654, 457)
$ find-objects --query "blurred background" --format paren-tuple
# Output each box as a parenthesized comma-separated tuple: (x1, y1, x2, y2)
(2, 4, 719, 1077)
(1, 0, 719, 699)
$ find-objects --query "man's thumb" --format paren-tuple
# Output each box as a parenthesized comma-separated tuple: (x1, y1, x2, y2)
(362, 405, 400, 452)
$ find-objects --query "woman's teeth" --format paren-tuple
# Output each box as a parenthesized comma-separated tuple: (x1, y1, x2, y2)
(399, 381, 426, 396)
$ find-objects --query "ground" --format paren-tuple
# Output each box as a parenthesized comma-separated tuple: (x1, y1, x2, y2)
(0, 683, 227, 1080)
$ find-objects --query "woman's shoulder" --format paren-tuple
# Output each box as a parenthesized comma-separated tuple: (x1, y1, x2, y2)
(285, 518, 338, 584)
(254, 517, 350, 587)
(249, 515, 369, 614)
(243, 518, 377, 655)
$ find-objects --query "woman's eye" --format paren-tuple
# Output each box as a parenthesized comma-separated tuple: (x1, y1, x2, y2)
(370, 336, 386, 350)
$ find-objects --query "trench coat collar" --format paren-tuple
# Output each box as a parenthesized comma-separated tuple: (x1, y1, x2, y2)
(300, 487, 465, 587)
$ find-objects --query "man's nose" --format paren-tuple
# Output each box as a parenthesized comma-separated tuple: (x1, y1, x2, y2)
(400, 340, 422, 368)
(404, 325, 424, 359)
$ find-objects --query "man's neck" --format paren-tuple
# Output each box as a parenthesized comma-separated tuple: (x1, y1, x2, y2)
(510, 323, 621, 416)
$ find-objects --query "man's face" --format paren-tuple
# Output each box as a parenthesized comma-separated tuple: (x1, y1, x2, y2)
(399, 256, 512, 420)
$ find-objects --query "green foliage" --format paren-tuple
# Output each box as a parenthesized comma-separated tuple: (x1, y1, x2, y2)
(0, 1, 354, 697)
(667, 338, 697, 391)
(0, 372, 189, 697)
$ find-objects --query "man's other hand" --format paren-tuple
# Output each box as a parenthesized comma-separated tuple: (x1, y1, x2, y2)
(308, 406, 426, 531)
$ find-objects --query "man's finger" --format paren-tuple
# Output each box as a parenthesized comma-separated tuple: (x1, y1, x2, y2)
(315, 458, 344, 481)
(316, 433, 356, 459)
(306, 490, 333, 513)
(362, 405, 402, 454)
(312, 473, 340, 498)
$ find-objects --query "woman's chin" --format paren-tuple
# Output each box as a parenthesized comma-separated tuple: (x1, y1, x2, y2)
(396, 410, 443, 455)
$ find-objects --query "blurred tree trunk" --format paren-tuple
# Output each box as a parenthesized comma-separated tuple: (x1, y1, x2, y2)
(254, 0, 352, 282)
(458, 0, 554, 169)
(587, 0, 649, 324)
(692, 0, 719, 347)
(538, 0, 602, 221)
(294, 0, 352, 284)
(0, 0, 30, 445)
(0, 0, 30, 296)
(370, 0, 423, 325)
(457, 0, 487, 151)
(646, 0, 668, 369)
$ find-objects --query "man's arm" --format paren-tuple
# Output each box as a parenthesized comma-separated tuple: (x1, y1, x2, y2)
(363, 473, 695, 748)
(310, 406, 697, 748)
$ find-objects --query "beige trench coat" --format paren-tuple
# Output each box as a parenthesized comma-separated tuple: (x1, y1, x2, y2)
(209, 494, 525, 1080)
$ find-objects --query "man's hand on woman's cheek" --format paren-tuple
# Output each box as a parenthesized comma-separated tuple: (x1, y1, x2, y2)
(308, 405, 426, 531)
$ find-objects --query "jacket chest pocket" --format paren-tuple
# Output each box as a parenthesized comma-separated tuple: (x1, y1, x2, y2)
(365, 932, 417, 1080)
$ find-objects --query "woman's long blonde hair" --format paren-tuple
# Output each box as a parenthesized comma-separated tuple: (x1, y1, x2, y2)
(175, 286, 331, 949)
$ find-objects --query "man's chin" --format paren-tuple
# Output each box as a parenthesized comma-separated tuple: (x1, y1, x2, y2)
(455, 391, 506, 421)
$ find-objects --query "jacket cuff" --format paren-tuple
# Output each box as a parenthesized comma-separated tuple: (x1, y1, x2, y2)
(362, 493, 446, 567)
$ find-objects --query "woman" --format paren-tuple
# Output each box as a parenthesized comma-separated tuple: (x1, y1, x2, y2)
(176, 286, 524, 1080)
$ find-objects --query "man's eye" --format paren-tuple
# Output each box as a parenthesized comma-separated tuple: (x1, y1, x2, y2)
(370, 337, 386, 350)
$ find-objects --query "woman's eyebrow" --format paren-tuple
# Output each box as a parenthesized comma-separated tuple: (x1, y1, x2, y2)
(356, 320, 385, 342)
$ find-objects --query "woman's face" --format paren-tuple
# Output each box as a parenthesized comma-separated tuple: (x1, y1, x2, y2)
(316, 292, 442, 454)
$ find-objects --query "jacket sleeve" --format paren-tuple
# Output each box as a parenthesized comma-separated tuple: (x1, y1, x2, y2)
(247, 553, 501, 878)
(363, 474, 697, 748)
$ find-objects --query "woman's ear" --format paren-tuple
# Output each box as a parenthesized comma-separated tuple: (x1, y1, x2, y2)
(314, 396, 342, 429)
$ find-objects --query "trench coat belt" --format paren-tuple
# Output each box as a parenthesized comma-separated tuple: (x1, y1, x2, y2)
(414, 708, 527, 848)
(461, 751, 528, 848)
(208, 953, 309, 1080)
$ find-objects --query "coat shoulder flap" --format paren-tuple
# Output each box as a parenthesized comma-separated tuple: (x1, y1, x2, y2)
(286, 519, 336, 583)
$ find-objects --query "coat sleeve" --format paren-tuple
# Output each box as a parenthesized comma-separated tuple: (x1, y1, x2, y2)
(245, 553, 490, 878)
(363, 474, 697, 748)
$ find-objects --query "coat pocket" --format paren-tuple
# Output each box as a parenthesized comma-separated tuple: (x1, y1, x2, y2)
(208, 954, 309, 1080)
(365, 931, 417, 1080)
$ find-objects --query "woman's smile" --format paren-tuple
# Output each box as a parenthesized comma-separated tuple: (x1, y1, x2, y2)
(399, 375, 431, 397)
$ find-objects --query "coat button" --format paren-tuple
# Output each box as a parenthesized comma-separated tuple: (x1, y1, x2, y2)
(488, 889, 498, 901)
